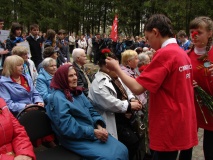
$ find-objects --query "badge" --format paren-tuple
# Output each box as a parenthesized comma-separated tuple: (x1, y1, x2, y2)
(204, 61, 211, 68)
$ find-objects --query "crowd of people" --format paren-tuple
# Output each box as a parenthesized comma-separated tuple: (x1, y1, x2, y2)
(0, 14, 212, 160)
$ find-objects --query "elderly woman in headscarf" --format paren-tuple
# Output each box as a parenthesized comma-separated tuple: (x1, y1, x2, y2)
(45, 64, 128, 160)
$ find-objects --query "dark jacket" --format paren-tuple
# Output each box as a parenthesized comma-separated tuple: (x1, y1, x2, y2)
(73, 62, 89, 97)
(56, 39, 70, 62)
(0, 41, 10, 71)
(26, 35, 43, 68)
(44, 39, 66, 65)
(6, 37, 24, 54)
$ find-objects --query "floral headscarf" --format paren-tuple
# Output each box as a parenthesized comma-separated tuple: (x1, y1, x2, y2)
(50, 64, 83, 101)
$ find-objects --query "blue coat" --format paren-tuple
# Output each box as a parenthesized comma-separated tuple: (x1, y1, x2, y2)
(46, 90, 128, 160)
(36, 68, 53, 104)
(0, 74, 43, 115)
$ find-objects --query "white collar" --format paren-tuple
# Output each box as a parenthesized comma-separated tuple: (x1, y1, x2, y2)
(30, 34, 39, 40)
(95, 70, 111, 83)
(194, 47, 206, 55)
(161, 38, 177, 48)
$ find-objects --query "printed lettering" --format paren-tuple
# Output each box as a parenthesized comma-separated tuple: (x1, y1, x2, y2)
(186, 73, 191, 79)
(179, 65, 192, 72)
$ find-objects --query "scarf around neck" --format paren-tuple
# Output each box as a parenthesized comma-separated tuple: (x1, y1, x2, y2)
(12, 37, 24, 44)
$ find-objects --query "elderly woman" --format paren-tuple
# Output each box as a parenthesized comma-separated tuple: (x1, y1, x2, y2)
(120, 50, 147, 105)
(36, 57, 57, 104)
(0, 98, 35, 160)
(138, 53, 151, 73)
(88, 49, 143, 160)
(0, 55, 44, 116)
(45, 64, 128, 160)
(12, 46, 38, 85)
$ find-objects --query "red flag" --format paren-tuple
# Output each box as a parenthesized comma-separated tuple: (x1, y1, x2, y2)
(110, 15, 118, 42)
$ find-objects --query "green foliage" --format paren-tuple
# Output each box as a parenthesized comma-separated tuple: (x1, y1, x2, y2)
(0, 0, 212, 36)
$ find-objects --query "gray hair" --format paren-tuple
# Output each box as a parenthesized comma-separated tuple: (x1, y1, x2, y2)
(146, 50, 154, 57)
(138, 53, 149, 67)
(42, 57, 56, 68)
(72, 48, 85, 62)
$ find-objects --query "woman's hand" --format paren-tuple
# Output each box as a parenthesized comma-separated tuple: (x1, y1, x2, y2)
(25, 104, 38, 111)
(36, 102, 44, 107)
(130, 98, 138, 102)
(0, 49, 9, 55)
(193, 80, 198, 88)
(25, 103, 44, 111)
(14, 155, 32, 160)
(130, 101, 142, 111)
(94, 126, 108, 142)
(105, 57, 120, 72)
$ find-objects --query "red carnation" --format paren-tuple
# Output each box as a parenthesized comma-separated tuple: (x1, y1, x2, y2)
(191, 31, 198, 39)
(101, 48, 111, 54)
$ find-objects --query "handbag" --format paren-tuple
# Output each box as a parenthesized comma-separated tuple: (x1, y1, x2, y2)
(130, 110, 145, 138)
(117, 125, 139, 145)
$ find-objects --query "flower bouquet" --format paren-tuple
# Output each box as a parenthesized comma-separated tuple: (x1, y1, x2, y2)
(194, 86, 213, 124)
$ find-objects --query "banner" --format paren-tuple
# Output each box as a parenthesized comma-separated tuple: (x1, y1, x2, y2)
(16, 41, 32, 58)
(0, 30, 10, 42)
(110, 15, 118, 42)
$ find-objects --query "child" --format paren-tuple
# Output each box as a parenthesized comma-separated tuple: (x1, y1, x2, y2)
(26, 24, 44, 68)
(138, 53, 150, 73)
(44, 29, 66, 64)
(177, 30, 191, 51)
(188, 16, 213, 160)
(57, 29, 70, 62)
(6, 22, 24, 54)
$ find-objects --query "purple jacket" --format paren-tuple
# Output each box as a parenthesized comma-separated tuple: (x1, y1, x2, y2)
(0, 74, 43, 115)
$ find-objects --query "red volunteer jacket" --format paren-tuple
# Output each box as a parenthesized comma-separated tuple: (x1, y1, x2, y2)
(0, 98, 36, 160)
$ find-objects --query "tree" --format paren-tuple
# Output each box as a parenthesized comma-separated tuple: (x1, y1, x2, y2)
(0, 0, 212, 36)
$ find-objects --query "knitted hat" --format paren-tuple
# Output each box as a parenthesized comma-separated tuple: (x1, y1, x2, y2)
(43, 46, 59, 58)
